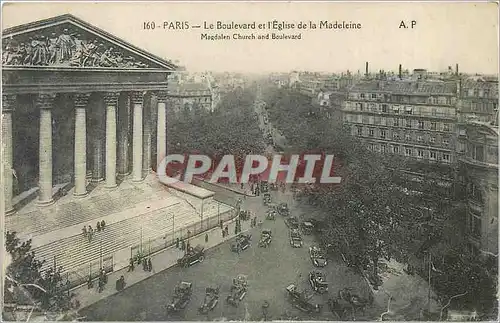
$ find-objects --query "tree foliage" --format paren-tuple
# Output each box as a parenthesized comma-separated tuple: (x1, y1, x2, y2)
(167, 87, 265, 165)
(5, 231, 72, 312)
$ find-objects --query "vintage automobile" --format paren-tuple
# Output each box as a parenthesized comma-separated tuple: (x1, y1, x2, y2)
(266, 209, 276, 220)
(285, 216, 300, 229)
(261, 181, 269, 193)
(167, 281, 193, 312)
(308, 271, 329, 294)
(259, 229, 272, 247)
(198, 286, 220, 314)
(230, 234, 252, 252)
(277, 203, 289, 216)
(285, 284, 322, 313)
(270, 183, 279, 191)
(226, 275, 248, 307)
(177, 245, 205, 267)
(289, 229, 303, 248)
(301, 221, 314, 235)
(263, 193, 271, 205)
(309, 246, 327, 267)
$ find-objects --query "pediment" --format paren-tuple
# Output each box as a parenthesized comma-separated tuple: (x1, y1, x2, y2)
(2, 14, 177, 70)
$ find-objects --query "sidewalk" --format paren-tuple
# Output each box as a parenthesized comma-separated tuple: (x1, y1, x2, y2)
(195, 178, 258, 197)
(74, 215, 251, 309)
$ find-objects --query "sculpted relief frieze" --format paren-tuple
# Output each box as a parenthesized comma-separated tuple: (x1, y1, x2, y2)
(2, 24, 151, 68)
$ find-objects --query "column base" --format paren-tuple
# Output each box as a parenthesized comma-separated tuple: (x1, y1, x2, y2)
(5, 208, 16, 216)
(118, 171, 131, 177)
(105, 183, 118, 189)
(132, 177, 144, 183)
(91, 177, 104, 183)
(37, 198, 55, 207)
(73, 191, 88, 198)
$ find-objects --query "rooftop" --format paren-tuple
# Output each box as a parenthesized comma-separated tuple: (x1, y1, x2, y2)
(350, 80, 457, 95)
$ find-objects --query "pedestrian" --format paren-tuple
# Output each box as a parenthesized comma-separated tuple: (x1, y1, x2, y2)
(82, 226, 87, 238)
(222, 229, 225, 238)
(176, 237, 180, 249)
(186, 242, 191, 252)
(241, 182, 244, 189)
(87, 276, 93, 289)
(97, 277, 104, 293)
(225, 226, 229, 236)
(181, 240, 186, 251)
(142, 257, 147, 271)
(205, 233, 209, 243)
(127, 258, 135, 272)
(147, 258, 153, 272)
(96, 221, 101, 232)
(88, 225, 93, 242)
(220, 220, 224, 230)
(100, 220, 105, 230)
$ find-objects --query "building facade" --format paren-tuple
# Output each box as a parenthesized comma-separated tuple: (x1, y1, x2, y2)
(458, 121, 498, 256)
(343, 80, 459, 165)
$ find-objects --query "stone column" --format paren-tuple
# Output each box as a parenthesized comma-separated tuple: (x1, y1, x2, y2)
(91, 97, 105, 183)
(74, 93, 90, 197)
(104, 92, 119, 188)
(118, 93, 131, 176)
(131, 91, 145, 182)
(3, 95, 16, 215)
(37, 93, 56, 206)
(142, 93, 152, 174)
(156, 91, 168, 173)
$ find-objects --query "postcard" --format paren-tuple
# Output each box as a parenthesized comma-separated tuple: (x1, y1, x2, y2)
(1, 1, 498, 322)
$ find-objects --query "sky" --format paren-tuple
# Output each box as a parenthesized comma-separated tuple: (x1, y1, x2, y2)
(2, 1, 499, 74)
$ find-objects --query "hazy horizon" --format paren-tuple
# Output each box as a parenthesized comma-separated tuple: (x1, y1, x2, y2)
(2, 2, 498, 75)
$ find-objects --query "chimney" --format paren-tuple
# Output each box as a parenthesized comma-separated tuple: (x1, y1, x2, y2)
(365, 62, 369, 76)
(399, 64, 402, 79)
(455, 64, 459, 76)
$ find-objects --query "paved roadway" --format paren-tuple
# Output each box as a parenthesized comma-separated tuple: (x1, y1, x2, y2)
(80, 189, 379, 321)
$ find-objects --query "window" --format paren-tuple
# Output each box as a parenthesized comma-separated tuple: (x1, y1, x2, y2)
(443, 123, 450, 132)
(380, 129, 386, 139)
(405, 134, 411, 141)
(369, 128, 374, 137)
(369, 143, 375, 151)
(360, 93, 365, 99)
(431, 122, 437, 130)
(469, 210, 482, 238)
(393, 107, 400, 114)
(393, 145, 399, 154)
(405, 148, 412, 156)
(468, 183, 483, 203)
(382, 104, 388, 113)
(430, 151, 437, 160)
(359, 103, 364, 111)
(393, 118, 399, 126)
(393, 132, 400, 140)
(381, 144, 387, 153)
(430, 137, 436, 144)
(443, 153, 450, 162)
(357, 126, 363, 136)
(443, 139, 449, 146)
(417, 136, 423, 142)
(418, 121, 425, 129)
(371, 93, 377, 99)
(406, 119, 412, 128)
(417, 150, 424, 158)
(405, 107, 413, 115)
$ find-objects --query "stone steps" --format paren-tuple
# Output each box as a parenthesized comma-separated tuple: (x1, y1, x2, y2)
(33, 202, 202, 274)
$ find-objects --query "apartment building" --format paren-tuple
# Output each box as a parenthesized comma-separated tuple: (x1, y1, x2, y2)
(343, 79, 459, 165)
(458, 120, 498, 257)
(458, 77, 498, 123)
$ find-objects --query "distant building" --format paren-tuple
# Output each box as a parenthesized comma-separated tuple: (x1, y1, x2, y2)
(458, 77, 498, 123)
(167, 72, 215, 112)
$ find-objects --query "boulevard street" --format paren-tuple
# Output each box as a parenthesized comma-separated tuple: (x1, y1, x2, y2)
(80, 188, 378, 321)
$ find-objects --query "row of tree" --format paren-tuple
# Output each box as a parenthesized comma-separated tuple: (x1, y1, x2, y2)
(166, 86, 265, 176)
(261, 85, 497, 319)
